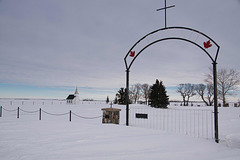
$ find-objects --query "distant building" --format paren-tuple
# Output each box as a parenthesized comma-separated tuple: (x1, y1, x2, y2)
(66, 87, 79, 104)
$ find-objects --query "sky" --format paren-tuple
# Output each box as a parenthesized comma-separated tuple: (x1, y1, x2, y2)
(0, 0, 240, 101)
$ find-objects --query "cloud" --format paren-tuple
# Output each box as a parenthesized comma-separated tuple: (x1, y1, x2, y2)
(0, 0, 240, 100)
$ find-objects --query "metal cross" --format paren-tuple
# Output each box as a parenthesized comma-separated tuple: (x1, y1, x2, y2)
(156, 0, 175, 28)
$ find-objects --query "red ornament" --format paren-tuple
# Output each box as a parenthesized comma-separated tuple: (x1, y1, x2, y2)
(130, 51, 135, 57)
(203, 40, 212, 49)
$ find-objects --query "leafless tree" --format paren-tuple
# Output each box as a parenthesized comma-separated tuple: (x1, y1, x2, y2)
(130, 83, 142, 104)
(195, 84, 214, 106)
(205, 68, 240, 106)
(141, 83, 150, 104)
(177, 83, 196, 106)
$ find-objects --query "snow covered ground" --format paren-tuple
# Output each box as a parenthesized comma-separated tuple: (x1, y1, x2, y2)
(0, 99, 240, 160)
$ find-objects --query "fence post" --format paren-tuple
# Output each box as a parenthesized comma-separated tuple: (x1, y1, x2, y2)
(39, 108, 41, 120)
(0, 106, 2, 117)
(69, 110, 72, 122)
(17, 107, 19, 118)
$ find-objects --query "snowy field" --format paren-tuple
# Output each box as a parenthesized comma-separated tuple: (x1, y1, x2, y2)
(0, 99, 240, 160)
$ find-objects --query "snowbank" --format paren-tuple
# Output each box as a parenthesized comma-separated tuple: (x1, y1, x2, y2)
(0, 100, 240, 160)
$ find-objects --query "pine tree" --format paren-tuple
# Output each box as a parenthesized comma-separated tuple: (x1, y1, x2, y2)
(106, 96, 109, 104)
(113, 97, 118, 104)
(149, 79, 169, 108)
(116, 88, 127, 105)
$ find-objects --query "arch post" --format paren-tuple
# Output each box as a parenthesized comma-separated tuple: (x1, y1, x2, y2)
(126, 68, 130, 126)
(213, 62, 219, 143)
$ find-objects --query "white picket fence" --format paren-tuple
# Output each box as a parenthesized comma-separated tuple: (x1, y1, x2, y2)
(130, 107, 214, 139)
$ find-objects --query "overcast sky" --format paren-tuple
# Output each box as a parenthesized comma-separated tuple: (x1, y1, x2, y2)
(0, 0, 240, 101)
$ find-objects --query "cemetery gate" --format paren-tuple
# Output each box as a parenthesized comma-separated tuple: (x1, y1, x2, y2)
(124, 26, 220, 142)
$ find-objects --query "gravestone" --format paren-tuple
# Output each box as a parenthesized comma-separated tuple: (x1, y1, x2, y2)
(223, 103, 229, 107)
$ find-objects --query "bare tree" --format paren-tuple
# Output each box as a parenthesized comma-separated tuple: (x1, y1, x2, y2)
(205, 68, 240, 106)
(206, 84, 214, 105)
(130, 83, 142, 104)
(177, 83, 196, 106)
(195, 84, 214, 106)
(141, 83, 150, 104)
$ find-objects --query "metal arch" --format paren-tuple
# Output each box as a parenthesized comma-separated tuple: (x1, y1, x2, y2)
(124, 26, 220, 143)
(124, 26, 220, 70)
(128, 37, 215, 70)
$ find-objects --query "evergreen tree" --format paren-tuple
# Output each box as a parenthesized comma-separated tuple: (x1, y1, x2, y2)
(149, 79, 169, 108)
(116, 88, 127, 105)
(106, 96, 109, 104)
(113, 97, 118, 104)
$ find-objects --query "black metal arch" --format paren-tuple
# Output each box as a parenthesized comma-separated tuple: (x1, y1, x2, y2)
(124, 26, 220, 143)
(128, 37, 215, 69)
(124, 26, 220, 70)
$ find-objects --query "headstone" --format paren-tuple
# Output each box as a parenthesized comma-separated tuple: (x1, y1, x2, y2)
(223, 103, 229, 107)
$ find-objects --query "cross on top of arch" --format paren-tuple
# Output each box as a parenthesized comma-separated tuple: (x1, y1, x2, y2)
(156, 0, 175, 28)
